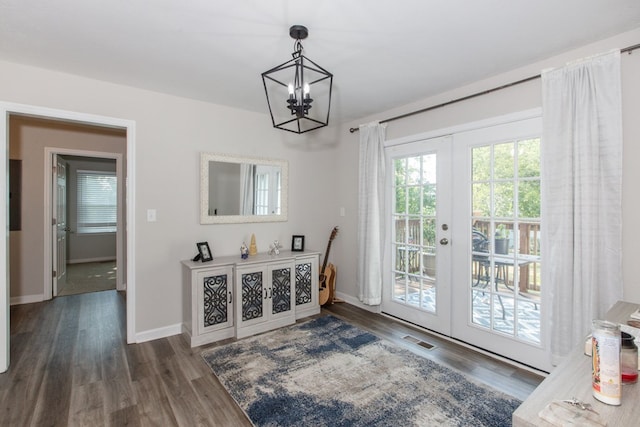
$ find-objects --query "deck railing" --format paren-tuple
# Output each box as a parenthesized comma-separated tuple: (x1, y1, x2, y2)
(395, 219, 541, 294)
(473, 220, 540, 293)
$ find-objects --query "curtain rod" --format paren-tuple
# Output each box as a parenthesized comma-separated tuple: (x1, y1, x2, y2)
(349, 42, 640, 133)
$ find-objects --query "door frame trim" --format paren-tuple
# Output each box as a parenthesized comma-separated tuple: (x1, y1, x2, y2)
(44, 148, 125, 299)
(0, 102, 136, 373)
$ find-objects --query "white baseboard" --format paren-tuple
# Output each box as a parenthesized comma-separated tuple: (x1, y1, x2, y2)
(135, 323, 182, 343)
(333, 292, 381, 313)
(67, 257, 116, 264)
(10, 294, 44, 305)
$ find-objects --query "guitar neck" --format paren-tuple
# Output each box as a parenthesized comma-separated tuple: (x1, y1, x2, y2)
(320, 227, 339, 276)
(321, 240, 332, 273)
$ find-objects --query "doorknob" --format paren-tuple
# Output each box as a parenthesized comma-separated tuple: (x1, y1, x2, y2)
(440, 238, 449, 245)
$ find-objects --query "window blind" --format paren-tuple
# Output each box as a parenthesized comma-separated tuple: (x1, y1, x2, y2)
(77, 170, 117, 233)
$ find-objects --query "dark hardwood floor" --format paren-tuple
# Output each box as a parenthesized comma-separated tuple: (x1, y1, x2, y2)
(0, 290, 544, 426)
(325, 302, 545, 401)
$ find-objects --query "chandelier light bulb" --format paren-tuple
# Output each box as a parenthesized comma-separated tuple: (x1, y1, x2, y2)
(303, 83, 310, 98)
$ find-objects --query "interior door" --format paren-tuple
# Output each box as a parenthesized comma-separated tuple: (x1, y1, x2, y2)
(52, 155, 68, 296)
(381, 136, 452, 335)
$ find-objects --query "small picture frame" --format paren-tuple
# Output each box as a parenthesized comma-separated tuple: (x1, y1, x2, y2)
(196, 241, 213, 262)
(291, 235, 305, 252)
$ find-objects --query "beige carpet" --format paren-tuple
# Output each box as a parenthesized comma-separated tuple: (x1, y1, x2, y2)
(57, 261, 117, 296)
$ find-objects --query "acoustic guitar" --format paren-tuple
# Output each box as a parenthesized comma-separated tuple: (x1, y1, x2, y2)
(319, 226, 338, 306)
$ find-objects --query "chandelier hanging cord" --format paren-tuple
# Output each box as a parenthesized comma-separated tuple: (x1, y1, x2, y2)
(293, 39, 304, 57)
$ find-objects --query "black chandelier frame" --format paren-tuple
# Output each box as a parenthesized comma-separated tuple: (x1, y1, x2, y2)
(261, 25, 333, 134)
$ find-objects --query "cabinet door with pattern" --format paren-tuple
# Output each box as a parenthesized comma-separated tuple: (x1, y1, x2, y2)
(196, 266, 234, 335)
(236, 266, 267, 328)
(269, 262, 294, 322)
(294, 254, 320, 319)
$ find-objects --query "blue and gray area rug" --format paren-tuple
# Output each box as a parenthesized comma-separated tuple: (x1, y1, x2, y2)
(202, 316, 520, 426)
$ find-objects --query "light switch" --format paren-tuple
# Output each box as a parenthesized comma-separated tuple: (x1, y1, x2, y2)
(147, 209, 157, 222)
(340, 207, 346, 217)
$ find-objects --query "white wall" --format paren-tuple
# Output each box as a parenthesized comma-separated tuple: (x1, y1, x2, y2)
(0, 60, 340, 335)
(331, 28, 640, 307)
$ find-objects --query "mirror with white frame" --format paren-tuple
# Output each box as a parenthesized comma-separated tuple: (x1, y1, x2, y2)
(200, 152, 288, 224)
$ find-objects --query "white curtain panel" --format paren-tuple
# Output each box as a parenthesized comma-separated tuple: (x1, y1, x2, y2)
(541, 50, 623, 365)
(357, 122, 387, 305)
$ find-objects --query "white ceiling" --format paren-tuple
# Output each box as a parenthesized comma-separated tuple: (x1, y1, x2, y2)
(1, 0, 639, 125)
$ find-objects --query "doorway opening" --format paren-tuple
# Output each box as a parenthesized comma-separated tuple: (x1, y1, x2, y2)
(50, 153, 122, 298)
(1, 103, 136, 373)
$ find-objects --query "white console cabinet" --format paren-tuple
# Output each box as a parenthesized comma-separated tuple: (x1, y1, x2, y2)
(181, 250, 320, 347)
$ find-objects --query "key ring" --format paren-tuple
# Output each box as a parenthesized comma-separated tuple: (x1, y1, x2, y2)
(561, 397, 599, 414)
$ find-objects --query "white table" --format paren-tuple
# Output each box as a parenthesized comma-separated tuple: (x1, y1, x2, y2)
(513, 301, 640, 426)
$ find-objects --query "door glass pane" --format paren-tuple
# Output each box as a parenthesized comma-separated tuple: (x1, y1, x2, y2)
(406, 157, 422, 185)
(518, 181, 540, 217)
(470, 138, 541, 345)
(518, 139, 540, 177)
(393, 272, 407, 300)
(472, 182, 490, 216)
(472, 146, 491, 181)
(392, 153, 437, 313)
(394, 159, 406, 185)
(407, 187, 422, 215)
(422, 184, 437, 215)
(395, 188, 407, 214)
(493, 182, 514, 217)
(494, 143, 515, 179)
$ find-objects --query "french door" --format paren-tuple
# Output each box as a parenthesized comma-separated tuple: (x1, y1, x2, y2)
(381, 136, 452, 335)
(382, 112, 550, 372)
(451, 116, 548, 371)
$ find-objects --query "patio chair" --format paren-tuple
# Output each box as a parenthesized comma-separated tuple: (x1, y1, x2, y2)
(472, 230, 490, 286)
(472, 229, 506, 319)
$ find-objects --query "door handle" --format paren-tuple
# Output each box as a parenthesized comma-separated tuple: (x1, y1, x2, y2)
(440, 238, 449, 245)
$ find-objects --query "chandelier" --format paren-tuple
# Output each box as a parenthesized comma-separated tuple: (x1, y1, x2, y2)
(262, 25, 333, 134)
